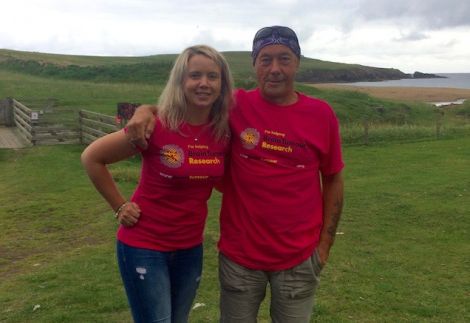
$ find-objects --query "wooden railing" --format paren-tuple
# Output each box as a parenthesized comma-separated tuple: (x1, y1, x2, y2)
(2, 98, 122, 146)
(79, 110, 120, 144)
(13, 99, 80, 145)
(12, 99, 35, 144)
(32, 124, 80, 145)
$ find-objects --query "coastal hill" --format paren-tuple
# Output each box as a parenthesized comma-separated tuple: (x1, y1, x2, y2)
(0, 48, 442, 84)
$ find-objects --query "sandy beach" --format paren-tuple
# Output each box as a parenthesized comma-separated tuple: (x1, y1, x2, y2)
(309, 83, 470, 103)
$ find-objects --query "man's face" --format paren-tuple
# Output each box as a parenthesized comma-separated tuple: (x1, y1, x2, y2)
(254, 44, 299, 104)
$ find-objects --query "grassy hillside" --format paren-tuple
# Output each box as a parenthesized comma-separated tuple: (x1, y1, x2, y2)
(0, 48, 177, 66)
(0, 66, 440, 123)
(0, 69, 161, 119)
(0, 49, 407, 85)
(2, 68, 470, 145)
(1, 49, 469, 143)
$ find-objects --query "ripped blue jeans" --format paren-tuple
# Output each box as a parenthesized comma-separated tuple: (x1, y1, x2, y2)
(117, 240, 203, 323)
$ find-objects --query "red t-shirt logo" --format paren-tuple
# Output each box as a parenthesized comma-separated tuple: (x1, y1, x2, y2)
(160, 144, 184, 168)
(240, 128, 260, 149)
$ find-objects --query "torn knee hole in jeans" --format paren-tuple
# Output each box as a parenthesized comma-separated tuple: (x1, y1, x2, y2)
(136, 267, 147, 280)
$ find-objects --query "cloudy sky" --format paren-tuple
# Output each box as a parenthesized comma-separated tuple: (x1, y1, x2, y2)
(1, 0, 469, 73)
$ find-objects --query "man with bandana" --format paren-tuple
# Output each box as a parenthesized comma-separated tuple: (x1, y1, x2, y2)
(126, 26, 344, 322)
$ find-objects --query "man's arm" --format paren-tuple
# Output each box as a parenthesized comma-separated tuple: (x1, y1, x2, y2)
(317, 171, 344, 266)
(126, 104, 158, 149)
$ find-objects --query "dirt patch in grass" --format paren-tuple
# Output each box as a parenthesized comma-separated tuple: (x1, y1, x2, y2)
(309, 84, 470, 102)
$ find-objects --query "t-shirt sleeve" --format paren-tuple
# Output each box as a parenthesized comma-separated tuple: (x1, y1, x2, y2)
(320, 109, 344, 175)
(123, 127, 147, 153)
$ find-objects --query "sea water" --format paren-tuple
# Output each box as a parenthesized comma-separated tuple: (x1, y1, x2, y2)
(336, 73, 470, 90)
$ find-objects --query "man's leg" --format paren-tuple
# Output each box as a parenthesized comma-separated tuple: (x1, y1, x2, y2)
(269, 250, 323, 323)
(219, 253, 267, 323)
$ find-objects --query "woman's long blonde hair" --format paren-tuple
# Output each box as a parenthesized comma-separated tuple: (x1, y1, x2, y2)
(157, 45, 234, 141)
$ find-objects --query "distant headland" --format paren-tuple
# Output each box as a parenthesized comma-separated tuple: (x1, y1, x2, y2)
(296, 66, 445, 84)
(411, 71, 446, 79)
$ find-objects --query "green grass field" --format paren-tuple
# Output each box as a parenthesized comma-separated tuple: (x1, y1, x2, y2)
(1, 137, 469, 322)
(1, 49, 469, 322)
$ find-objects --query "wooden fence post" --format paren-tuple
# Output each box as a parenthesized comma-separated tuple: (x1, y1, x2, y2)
(78, 109, 119, 145)
(0, 98, 14, 126)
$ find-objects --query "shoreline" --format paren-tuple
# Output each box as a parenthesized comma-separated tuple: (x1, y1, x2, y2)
(308, 83, 470, 103)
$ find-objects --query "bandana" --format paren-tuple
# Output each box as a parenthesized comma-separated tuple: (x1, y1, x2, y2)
(252, 26, 301, 64)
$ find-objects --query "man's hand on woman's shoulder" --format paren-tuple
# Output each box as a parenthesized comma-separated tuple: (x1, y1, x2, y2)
(125, 104, 157, 149)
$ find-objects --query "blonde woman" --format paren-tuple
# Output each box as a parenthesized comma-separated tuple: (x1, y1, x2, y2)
(81, 45, 233, 323)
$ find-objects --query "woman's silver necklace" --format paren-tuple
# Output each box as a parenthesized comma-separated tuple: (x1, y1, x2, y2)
(182, 123, 207, 142)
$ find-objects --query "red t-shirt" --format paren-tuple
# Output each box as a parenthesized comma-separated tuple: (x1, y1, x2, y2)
(118, 118, 228, 251)
(218, 88, 344, 271)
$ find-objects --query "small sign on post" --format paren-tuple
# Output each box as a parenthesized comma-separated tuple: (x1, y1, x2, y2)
(31, 112, 39, 120)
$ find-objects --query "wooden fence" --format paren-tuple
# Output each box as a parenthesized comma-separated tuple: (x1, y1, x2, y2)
(1, 98, 122, 145)
(11, 99, 80, 145)
(79, 110, 120, 144)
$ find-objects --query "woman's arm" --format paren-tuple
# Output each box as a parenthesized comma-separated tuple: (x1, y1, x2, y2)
(81, 130, 141, 226)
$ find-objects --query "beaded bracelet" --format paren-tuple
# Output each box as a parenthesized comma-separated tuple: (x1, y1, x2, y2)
(114, 201, 128, 219)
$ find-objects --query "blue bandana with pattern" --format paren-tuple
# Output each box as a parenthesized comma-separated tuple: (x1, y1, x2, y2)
(252, 26, 301, 64)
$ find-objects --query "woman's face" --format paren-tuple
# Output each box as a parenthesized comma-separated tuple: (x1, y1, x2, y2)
(183, 54, 222, 113)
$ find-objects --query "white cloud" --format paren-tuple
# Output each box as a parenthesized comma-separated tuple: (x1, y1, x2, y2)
(0, 0, 469, 72)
